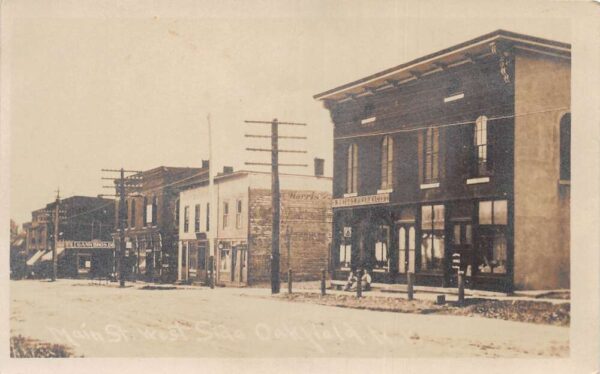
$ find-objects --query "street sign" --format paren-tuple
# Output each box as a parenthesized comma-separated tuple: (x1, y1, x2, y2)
(452, 253, 461, 270)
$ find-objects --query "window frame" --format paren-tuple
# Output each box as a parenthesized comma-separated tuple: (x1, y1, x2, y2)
(183, 205, 190, 233)
(346, 143, 358, 194)
(381, 136, 394, 190)
(474, 115, 489, 176)
(423, 128, 440, 184)
(560, 113, 571, 181)
(222, 201, 229, 229)
(194, 204, 201, 232)
(419, 204, 445, 272)
(236, 199, 243, 229)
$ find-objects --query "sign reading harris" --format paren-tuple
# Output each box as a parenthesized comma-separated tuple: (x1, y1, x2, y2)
(58, 240, 115, 249)
(332, 193, 390, 208)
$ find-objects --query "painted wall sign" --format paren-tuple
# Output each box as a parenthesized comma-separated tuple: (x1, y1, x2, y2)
(332, 193, 390, 208)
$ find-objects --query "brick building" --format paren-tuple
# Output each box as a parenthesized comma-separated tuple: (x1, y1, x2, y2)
(177, 167, 332, 286)
(314, 30, 570, 291)
(24, 195, 115, 278)
(115, 165, 207, 283)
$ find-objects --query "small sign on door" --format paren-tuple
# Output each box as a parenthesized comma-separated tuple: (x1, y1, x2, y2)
(343, 227, 352, 238)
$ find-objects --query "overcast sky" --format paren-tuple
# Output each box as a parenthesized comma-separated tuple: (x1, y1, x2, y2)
(3, 0, 576, 224)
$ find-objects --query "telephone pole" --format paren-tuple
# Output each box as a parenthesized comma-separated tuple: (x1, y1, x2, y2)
(101, 168, 142, 287)
(51, 189, 60, 282)
(245, 118, 307, 294)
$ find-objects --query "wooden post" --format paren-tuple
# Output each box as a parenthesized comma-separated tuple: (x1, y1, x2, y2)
(356, 268, 362, 298)
(458, 270, 465, 306)
(51, 190, 60, 281)
(118, 168, 126, 288)
(271, 118, 281, 294)
(288, 269, 292, 294)
(320, 268, 326, 296)
(407, 272, 414, 301)
(209, 255, 215, 289)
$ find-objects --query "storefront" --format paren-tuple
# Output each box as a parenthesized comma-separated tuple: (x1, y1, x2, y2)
(331, 198, 513, 291)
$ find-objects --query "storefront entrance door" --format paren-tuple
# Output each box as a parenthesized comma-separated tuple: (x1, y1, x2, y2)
(398, 223, 416, 274)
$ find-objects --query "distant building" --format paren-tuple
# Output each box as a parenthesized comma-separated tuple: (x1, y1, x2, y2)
(177, 165, 332, 286)
(10, 222, 27, 279)
(24, 196, 115, 278)
(314, 30, 570, 291)
(115, 165, 208, 283)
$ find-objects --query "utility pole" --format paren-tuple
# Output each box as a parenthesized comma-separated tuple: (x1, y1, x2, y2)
(101, 168, 143, 288)
(51, 188, 60, 282)
(244, 118, 307, 294)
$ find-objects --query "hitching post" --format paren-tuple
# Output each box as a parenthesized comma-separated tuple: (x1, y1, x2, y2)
(407, 272, 414, 301)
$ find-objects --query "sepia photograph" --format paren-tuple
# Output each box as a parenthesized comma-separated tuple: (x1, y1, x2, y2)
(1, 1, 599, 373)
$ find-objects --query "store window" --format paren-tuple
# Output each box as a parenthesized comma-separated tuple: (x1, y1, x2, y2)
(78, 254, 92, 273)
(339, 226, 352, 269)
(381, 136, 394, 190)
(346, 143, 358, 193)
(477, 200, 508, 274)
(220, 242, 231, 272)
(374, 225, 390, 270)
(420, 204, 445, 271)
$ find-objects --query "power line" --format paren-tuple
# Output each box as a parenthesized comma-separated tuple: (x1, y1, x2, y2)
(334, 107, 570, 141)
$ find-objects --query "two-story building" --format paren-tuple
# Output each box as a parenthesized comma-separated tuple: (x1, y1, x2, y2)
(116, 165, 207, 283)
(177, 165, 332, 286)
(24, 195, 115, 278)
(314, 30, 570, 292)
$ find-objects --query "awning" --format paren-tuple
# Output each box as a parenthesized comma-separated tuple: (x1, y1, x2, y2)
(41, 247, 66, 261)
(26, 250, 46, 266)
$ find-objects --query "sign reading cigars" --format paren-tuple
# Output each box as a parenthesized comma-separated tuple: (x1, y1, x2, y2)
(332, 193, 390, 208)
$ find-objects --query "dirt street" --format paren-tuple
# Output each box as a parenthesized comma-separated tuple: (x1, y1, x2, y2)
(10, 280, 568, 357)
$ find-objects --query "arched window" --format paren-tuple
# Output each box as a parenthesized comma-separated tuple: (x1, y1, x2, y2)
(130, 199, 136, 228)
(143, 197, 148, 226)
(474, 115, 488, 176)
(152, 196, 158, 225)
(381, 136, 394, 190)
(560, 113, 571, 180)
(346, 143, 358, 193)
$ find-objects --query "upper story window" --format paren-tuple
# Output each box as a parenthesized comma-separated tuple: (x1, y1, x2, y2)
(223, 201, 229, 229)
(346, 143, 358, 194)
(474, 115, 488, 176)
(423, 127, 440, 184)
(194, 204, 201, 232)
(143, 197, 148, 226)
(560, 113, 571, 181)
(236, 199, 243, 229)
(151, 196, 158, 225)
(174, 198, 180, 228)
(206, 203, 210, 231)
(381, 136, 394, 190)
(130, 199, 136, 228)
(183, 206, 190, 233)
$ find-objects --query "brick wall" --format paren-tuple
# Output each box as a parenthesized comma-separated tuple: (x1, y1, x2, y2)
(248, 189, 332, 283)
